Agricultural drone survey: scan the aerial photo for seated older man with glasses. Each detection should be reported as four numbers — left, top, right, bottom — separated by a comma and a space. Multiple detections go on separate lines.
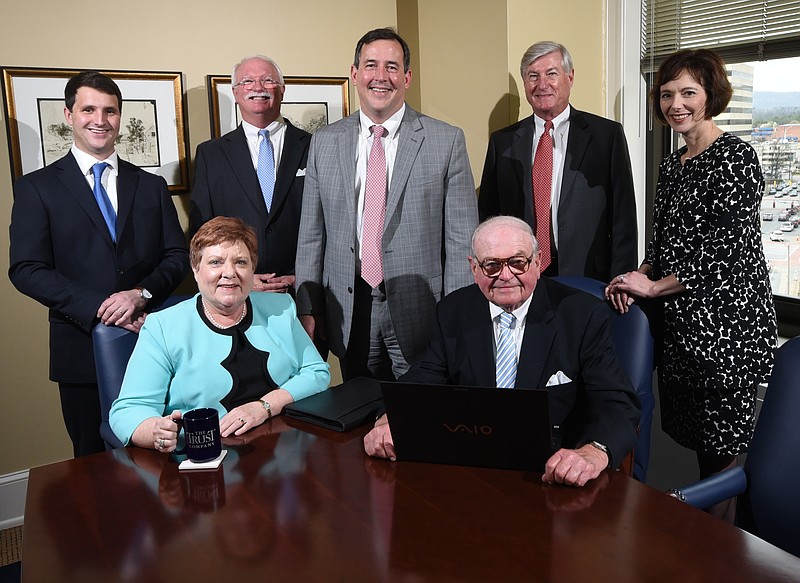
364, 216, 641, 487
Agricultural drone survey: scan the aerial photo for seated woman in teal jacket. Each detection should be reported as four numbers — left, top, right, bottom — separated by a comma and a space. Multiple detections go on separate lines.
111, 217, 330, 451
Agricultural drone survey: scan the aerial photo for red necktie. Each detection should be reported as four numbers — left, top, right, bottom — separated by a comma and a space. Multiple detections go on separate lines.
532, 120, 553, 271
361, 125, 387, 288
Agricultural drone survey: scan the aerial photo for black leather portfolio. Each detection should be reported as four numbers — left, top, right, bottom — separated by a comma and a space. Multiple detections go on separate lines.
283, 377, 382, 432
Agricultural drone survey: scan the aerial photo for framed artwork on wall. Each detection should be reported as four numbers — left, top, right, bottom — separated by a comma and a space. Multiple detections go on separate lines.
207, 75, 349, 138
1, 67, 190, 193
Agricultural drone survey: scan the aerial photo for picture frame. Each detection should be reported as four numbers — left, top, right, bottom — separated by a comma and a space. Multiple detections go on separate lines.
207, 75, 349, 138
1, 67, 189, 193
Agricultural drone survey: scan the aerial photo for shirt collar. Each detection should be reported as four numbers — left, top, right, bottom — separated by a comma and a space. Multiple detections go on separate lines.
534, 104, 571, 134
71, 144, 118, 176
359, 104, 405, 139
489, 289, 535, 325
242, 115, 285, 140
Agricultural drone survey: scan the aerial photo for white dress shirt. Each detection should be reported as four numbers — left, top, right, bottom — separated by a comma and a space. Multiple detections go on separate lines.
489, 292, 534, 361
72, 144, 120, 212
354, 105, 405, 269
241, 116, 287, 171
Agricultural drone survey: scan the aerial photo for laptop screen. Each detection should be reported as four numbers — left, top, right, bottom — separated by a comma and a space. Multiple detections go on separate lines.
381, 382, 553, 471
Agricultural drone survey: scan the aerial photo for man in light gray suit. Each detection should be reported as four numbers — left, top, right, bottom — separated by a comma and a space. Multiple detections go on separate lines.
295, 27, 478, 381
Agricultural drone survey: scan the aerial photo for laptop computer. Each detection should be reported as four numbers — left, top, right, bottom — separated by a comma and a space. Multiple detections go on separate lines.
380, 382, 553, 471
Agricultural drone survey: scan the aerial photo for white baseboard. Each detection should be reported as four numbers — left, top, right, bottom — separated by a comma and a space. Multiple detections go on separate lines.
0, 470, 28, 529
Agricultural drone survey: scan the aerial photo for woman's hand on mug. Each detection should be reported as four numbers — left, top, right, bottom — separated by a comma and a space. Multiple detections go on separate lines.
153, 410, 182, 452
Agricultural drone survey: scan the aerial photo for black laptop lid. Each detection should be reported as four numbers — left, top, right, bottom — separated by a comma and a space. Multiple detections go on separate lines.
381, 382, 553, 471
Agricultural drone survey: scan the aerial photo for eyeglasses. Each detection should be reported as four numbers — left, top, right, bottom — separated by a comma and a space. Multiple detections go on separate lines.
234, 77, 281, 89
476, 255, 534, 277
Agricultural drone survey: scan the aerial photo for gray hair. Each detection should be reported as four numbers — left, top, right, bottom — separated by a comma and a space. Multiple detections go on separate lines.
471, 216, 539, 257
519, 41, 573, 79
231, 55, 285, 86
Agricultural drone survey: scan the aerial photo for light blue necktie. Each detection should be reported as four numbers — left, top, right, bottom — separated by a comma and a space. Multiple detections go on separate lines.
91, 162, 116, 242
495, 312, 517, 389
257, 128, 275, 212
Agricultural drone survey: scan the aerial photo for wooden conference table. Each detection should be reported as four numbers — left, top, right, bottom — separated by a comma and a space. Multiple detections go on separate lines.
23, 417, 800, 582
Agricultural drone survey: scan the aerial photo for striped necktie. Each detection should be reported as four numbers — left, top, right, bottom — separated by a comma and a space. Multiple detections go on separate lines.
495, 311, 517, 389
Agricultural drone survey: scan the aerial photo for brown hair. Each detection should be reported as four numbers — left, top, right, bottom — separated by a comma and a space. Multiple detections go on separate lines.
650, 49, 733, 126
65, 71, 123, 112
190, 216, 258, 270
353, 27, 411, 72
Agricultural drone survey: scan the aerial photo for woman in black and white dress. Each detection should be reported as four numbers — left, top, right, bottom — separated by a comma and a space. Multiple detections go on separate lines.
606, 49, 776, 514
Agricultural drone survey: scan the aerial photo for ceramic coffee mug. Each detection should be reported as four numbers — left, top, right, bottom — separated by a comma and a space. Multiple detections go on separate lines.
175, 407, 222, 462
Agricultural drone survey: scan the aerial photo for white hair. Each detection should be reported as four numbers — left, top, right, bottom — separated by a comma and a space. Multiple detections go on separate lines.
231, 55, 285, 86
471, 216, 538, 256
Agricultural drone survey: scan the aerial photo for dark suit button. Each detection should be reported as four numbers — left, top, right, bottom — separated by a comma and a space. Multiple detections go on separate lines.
267, 228, 272, 234
347, 287, 353, 294
117, 268, 124, 275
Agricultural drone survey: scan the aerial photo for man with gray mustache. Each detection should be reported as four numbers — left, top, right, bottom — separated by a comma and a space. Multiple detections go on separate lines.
191, 55, 310, 295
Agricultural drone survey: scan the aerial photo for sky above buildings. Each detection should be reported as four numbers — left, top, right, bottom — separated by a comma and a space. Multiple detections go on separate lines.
749, 57, 800, 92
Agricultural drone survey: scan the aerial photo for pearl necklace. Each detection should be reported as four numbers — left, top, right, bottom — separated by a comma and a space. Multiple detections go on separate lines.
202, 299, 247, 329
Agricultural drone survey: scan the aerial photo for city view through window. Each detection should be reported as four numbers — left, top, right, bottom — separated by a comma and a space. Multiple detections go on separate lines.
708, 56, 800, 299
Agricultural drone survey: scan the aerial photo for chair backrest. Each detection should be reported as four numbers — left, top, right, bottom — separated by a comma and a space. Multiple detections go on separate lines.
94, 325, 138, 449
737, 336, 800, 556
553, 276, 655, 482
93, 295, 190, 449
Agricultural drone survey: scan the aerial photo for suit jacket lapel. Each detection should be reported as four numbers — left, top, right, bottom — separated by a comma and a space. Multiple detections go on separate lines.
269, 120, 308, 225
515, 282, 556, 389
115, 159, 138, 244
559, 108, 590, 217
338, 113, 360, 222
465, 316, 497, 387
386, 106, 423, 222
225, 126, 265, 213
57, 153, 116, 248
511, 116, 535, 226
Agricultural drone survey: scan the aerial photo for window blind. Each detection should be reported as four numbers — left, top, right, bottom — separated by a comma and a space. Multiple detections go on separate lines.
642, 0, 800, 70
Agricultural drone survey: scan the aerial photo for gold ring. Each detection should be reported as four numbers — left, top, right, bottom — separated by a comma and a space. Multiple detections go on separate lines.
239, 417, 245, 424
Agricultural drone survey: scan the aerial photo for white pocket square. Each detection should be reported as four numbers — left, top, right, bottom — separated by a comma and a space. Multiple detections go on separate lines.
546, 371, 572, 386
295, 168, 306, 177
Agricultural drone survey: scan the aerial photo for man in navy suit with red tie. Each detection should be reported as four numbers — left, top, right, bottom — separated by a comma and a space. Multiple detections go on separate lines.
479, 41, 637, 282
9, 71, 188, 457
190, 55, 311, 294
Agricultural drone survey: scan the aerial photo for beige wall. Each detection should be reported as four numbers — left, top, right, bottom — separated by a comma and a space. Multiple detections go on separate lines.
1, 0, 609, 475
508, 0, 608, 122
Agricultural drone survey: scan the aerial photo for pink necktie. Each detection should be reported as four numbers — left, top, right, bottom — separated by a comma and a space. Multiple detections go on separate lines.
361, 125, 387, 288
532, 120, 553, 271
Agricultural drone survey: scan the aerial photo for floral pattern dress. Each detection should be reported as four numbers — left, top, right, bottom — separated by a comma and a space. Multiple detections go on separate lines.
644, 132, 776, 455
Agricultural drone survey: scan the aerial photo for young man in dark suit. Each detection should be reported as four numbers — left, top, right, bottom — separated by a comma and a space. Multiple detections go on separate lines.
190, 55, 310, 294
9, 71, 188, 456
479, 41, 638, 283
364, 216, 640, 487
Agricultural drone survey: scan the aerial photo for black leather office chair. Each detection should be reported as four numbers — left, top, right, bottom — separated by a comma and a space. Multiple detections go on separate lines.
553, 275, 655, 482
669, 337, 800, 558
93, 295, 190, 449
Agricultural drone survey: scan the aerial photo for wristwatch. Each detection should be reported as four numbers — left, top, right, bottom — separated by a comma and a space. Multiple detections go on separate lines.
260, 399, 272, 420
587, 440, 612, 468
136, 287, 153, 301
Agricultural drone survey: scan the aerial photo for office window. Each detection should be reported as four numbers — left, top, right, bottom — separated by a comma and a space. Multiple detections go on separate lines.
641, 0, 800, 335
